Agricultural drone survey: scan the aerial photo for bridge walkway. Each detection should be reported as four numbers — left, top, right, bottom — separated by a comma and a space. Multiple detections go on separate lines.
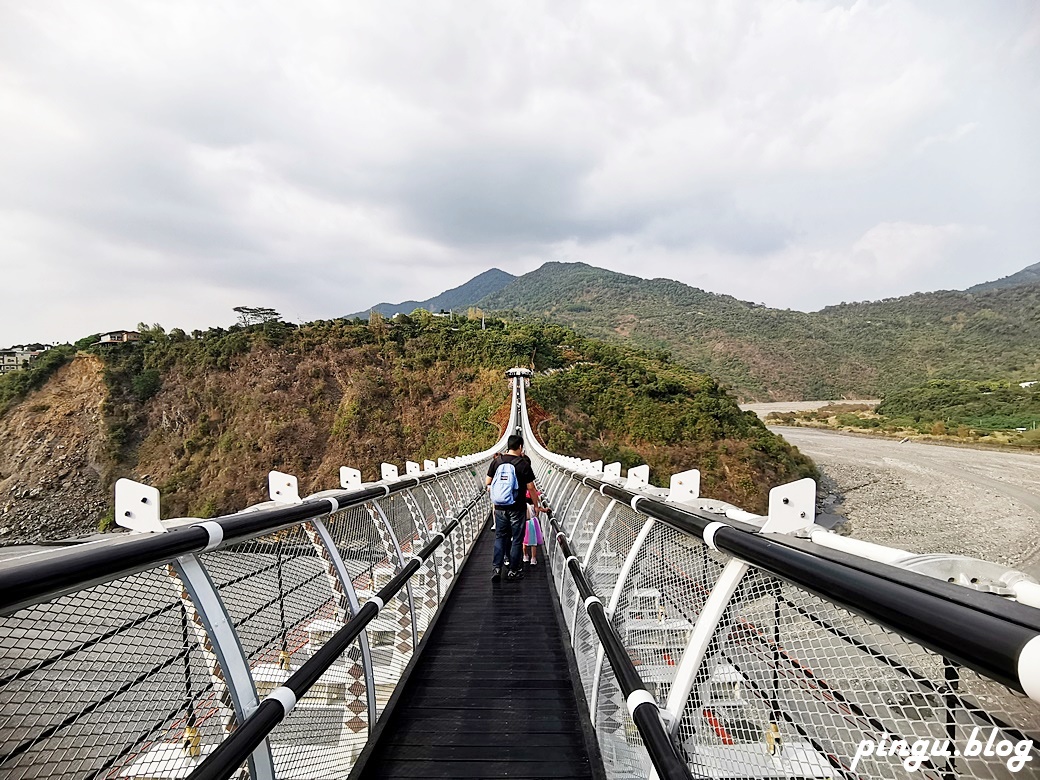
354, 517, 599, 779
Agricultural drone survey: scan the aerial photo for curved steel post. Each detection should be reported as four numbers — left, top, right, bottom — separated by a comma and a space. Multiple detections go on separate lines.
580, 499, 618, 570
566, 489, 599, 557
556, 490, 597, 608
662, 557, 750, 731
401, 488, 442, 605
590, 516, 657, 716
548, 479, 584, 570
571, 499, 618, 650
368, 500, 420, 651
173, 555, 274, 780
304, 516, 379, 733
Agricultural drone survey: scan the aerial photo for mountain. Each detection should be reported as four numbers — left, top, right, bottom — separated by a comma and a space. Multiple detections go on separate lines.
346, 268, 515, 319
474, 262, 1040, 401
966, 261, 1040, 293
0, 316, 813, 543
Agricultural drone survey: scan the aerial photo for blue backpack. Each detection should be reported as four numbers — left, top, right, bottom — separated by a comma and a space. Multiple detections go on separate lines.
490, 457, 520, 506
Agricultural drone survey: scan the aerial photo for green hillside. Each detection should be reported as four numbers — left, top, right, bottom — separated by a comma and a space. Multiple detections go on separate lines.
0, 314, 813, 519
477, 262, 1040, 401
768, 380, 1040, 448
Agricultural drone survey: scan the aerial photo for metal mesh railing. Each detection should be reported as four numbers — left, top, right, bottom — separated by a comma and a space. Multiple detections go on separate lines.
0, 569, 226, 780
5, 375, 1040, 780
520, 380, 1040, 780
0, 451, 498, 780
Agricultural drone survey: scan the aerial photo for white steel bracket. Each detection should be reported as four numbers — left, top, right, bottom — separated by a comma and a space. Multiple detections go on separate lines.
268, 471, 301, 504
340, 466, 362, 489
115, 479, 164, 533
405, 461, 420, 476
381, 463, 399, 481
762, 477, 816, 534
667, 469, 700, 504
604, 462, 622, 479
625, 464, 650, 488
423, 459, 436, 471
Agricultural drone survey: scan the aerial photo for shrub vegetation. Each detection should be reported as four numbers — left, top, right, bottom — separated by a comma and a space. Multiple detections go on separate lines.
59, 311, 816, 516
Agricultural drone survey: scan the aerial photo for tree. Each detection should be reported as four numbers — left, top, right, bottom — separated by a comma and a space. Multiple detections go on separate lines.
136, 323, 167, 343
233, 306, 281, 327
411, 308, 434, 328
368, 310, 389, 342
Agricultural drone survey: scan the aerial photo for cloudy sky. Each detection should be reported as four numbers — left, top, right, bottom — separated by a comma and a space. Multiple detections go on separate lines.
1, 1, 1037, 346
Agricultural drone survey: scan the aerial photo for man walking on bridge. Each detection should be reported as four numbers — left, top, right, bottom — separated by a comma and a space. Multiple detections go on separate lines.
486, 434, 542, 581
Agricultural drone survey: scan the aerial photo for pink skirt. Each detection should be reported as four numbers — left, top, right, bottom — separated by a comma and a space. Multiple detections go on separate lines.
524, 516, 544, 546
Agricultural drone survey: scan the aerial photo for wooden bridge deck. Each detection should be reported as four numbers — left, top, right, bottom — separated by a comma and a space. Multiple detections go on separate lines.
354, 517, 600, 779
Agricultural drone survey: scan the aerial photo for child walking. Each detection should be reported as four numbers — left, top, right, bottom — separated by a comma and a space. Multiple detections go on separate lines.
523, 489, 544, 571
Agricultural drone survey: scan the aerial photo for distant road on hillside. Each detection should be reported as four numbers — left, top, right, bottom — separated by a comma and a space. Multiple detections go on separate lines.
771, 425, 1040, 578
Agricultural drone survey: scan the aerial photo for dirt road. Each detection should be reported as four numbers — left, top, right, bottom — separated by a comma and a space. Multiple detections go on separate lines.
771, 426, 1040, 578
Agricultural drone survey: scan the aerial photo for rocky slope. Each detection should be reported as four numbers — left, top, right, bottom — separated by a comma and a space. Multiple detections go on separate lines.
0, 354, 109, 544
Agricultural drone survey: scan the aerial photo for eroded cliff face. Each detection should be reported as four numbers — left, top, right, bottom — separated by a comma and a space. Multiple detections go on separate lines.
0, 354, 109, 544
123, 347, 503, 520
0, 347, 505, 544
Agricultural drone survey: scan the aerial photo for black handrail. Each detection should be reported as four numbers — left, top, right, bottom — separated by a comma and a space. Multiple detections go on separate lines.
583, 474, 1040, 632
185, 487, 487, 780
0, 469, 481, 616
545, 464, 1040, 700
547, 509, 695, 780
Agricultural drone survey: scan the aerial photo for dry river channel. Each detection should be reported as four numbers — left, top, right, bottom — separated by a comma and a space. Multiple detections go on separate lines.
763, 423, 1040, 580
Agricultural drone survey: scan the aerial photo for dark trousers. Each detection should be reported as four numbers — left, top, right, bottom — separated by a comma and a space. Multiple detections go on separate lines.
492, 507, 526, 569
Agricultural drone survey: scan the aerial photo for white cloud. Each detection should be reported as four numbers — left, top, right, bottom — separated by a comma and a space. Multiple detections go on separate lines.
839, 222, 982, 282
721, 221, 992, 309
914, 122, 979, 155
0, 0, 1037, 345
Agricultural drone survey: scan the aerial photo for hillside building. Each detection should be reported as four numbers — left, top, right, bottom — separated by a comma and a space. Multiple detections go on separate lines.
0, 345, 53, 374
97, 330, 142, 345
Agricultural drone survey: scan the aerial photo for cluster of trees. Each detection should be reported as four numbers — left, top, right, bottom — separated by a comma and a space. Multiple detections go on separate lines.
529, 347, 815, 511
876, 380, 1040, 432
232, 306, 282, 327
1, 306, 815, 518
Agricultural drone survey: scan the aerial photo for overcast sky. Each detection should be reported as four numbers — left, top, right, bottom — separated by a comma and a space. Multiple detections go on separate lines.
1, 1, 1037, 346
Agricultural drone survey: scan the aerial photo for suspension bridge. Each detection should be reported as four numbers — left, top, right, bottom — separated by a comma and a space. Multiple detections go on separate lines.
1, 372, 1039, 780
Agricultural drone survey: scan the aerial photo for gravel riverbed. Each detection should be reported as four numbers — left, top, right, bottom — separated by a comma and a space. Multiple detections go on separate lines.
770, 426, 1040, 578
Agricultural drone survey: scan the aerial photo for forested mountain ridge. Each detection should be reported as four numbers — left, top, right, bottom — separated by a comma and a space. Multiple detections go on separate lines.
967, 261, 1040, 293
0, 315, 813, 544
346, 267, 514, 319
475, 262, 1040, 401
